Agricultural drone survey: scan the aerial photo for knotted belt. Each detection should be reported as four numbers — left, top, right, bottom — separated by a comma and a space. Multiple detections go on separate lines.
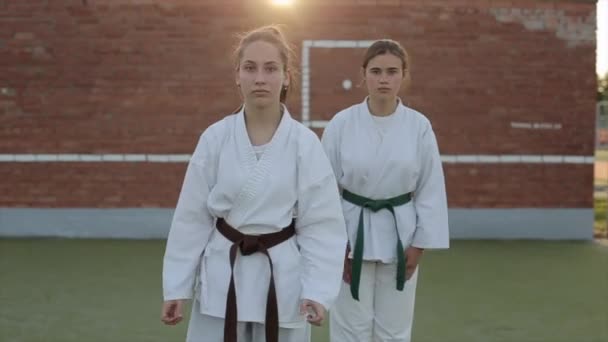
215, 218, 296, 342
341, 189, 412, 300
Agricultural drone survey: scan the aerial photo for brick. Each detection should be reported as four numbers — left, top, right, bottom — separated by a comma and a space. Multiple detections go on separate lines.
13, 32, 35, 40
0, 0, 596, 209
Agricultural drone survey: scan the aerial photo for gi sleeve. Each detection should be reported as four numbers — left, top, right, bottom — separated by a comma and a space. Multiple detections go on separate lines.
411, 122, 450, 249
162, 133, 216, 300
296, 135, 348, 310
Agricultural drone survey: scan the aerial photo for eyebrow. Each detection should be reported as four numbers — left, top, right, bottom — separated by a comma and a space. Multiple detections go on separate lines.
242, 60, 280, 65
369, 67, 401, 73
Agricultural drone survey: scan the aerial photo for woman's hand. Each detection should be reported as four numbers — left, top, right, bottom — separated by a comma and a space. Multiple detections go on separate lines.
343, 245, 352, 284
161, 299, 185, 325
300, 299, 326, 326
405, 246, 424, 280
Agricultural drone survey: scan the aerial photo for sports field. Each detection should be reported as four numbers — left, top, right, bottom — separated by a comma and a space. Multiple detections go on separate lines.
1, 239, 606, 342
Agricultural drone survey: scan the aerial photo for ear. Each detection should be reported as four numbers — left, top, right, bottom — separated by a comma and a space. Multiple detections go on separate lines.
360, 67, 366, 81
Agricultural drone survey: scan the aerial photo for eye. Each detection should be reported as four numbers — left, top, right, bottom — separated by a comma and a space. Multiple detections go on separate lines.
370, 69, 380, 75
265, 66, 278, 72
243, 65, 255, 71
388, 69, 399, 75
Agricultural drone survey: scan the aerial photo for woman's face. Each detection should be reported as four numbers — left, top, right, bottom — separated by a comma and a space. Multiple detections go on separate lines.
237, 40, 289, 108
363, 53, 405, 101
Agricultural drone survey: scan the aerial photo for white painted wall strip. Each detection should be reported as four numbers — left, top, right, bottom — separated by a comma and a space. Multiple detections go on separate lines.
511, 121, 562, 130
0, 154, 191, 163
301, 40, 311, 126
305, 40, 375, 48
438, 155, 594, 164
0, 154, 594, 164
309, 120, 328, 128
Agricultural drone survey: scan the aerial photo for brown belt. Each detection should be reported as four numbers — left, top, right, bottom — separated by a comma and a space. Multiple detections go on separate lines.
215, 218, 296, 342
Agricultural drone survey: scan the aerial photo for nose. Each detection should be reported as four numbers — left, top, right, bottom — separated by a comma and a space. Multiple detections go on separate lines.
254, 70, 266, 84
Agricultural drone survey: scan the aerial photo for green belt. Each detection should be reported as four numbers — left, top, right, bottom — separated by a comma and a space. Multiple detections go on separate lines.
342, 189, 413, 301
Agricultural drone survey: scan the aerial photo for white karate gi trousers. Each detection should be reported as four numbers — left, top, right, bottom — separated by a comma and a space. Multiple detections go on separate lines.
186, 299, 311, 342
330, 261, 419, 342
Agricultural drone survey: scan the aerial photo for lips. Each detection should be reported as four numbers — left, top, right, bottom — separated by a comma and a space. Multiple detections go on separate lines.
378, 87, 391, 92
252, 90, 270, 95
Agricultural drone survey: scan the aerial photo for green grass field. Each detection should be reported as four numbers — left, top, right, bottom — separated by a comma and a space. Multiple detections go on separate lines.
594, 198, 608, 238
1, 239, 606, 342
594, 149, 608, 238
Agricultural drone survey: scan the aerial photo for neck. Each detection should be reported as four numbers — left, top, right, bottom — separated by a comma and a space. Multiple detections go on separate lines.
243, 102, 283, 146
367, 96, 398, 117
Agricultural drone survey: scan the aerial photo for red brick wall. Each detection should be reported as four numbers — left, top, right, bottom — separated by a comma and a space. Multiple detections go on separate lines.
0, 0, 596, 208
